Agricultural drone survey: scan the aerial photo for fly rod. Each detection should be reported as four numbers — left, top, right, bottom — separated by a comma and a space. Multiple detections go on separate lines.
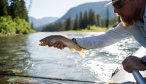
132, 69, 146, 84
0, 71, 103, 83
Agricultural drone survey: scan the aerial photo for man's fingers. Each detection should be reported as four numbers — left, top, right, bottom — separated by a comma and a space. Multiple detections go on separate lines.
54, 42, 59, 48
47, 42, 53, 47
60, 44, 65, 49
41, 41, 66, 49
52, 41, 64, 49
56, 43, 61, 48
122, 56, 146, 73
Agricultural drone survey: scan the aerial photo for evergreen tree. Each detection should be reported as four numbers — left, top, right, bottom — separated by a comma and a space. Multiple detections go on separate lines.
0, 0, 8, 16
88, 9, 97, 26
73, 15, 80, 30
9, 0, 28, 21
105, 7, 109, 28
96, 14, 100, 26
9, 0, 19, 18
65, 17, 72, 30
82, 10, 88, 28
79, 12, 83, 29
19, 0, 28, 21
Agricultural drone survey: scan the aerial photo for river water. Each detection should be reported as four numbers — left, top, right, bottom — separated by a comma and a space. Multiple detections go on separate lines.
0, 32, 141, 84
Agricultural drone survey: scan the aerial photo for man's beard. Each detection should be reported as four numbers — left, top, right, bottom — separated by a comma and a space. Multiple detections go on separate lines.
119, 9, 141, 26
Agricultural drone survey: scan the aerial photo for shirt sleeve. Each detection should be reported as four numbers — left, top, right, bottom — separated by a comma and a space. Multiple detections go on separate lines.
132, 47, 146, 58
76, 22, 131, 49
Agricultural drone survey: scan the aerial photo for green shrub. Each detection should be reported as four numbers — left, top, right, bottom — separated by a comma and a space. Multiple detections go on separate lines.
0, 16, 16, 34
14, 17, 35, 34
0, 16, 35, 34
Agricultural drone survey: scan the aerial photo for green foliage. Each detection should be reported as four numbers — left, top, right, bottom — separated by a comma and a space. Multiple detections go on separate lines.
14, 17, 35, 34
0, 0, 29, 21
0, 16, 35, 34
0, 16, 16, 34
0, 0, 34, 35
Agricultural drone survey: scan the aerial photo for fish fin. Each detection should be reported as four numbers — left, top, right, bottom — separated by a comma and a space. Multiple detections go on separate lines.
78, 51, 85, 58
61, 35, 68, 38
69, 48, 75, 52
78, 49, 86, 58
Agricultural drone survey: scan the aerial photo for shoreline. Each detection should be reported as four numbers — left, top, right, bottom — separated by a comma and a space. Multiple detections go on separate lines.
0, 33, 24, 37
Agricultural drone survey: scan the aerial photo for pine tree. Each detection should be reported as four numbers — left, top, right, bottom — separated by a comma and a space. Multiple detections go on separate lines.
9, 0, 19, 18
73, 15, 80, 30
0, 0, 8, 16
82, 10, 88, 28
88, 9, 97, 26
79, 12, 84, 29
9, 0, 28, 21
19, 0, 28, 21
65, 17, 72, 30
105, 7, 109, 28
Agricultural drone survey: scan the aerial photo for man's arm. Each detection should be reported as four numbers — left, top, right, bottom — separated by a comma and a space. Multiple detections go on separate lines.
76, 22, 131, 49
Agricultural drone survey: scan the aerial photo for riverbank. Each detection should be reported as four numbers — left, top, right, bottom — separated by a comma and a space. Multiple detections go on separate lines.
61, 26, 111, 32
0, 31, 35, 37
0, 33, 24, 37
0, 33, 17, 37
0, 26, 110, 37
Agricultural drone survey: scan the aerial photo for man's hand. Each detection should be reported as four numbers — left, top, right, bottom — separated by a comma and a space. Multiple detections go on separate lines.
122, 56, 146, 73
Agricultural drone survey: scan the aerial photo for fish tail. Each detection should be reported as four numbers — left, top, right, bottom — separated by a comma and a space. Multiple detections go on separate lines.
69, 48, 75, 52
78, 49, 86, 57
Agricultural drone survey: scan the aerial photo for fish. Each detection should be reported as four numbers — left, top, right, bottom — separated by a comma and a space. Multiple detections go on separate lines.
39, 35, 86, 57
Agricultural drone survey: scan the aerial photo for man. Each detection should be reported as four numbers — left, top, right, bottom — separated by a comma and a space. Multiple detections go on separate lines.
46, 0, 146, 73
111, 0, 146, 73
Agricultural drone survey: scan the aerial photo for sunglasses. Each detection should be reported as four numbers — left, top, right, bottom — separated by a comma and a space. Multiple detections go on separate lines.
112, 0, 123, 9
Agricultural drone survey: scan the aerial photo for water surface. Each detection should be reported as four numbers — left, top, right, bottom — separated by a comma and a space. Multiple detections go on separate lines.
0, 32, 140, 84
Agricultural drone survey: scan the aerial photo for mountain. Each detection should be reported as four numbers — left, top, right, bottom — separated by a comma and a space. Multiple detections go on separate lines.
29, 17, 58, 31
57, 1, 116, 22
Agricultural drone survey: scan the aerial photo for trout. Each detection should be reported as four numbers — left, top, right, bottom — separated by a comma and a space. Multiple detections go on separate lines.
39, 35, 85, 57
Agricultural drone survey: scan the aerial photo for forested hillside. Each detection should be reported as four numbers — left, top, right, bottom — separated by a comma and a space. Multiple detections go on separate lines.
42, 1, 119, 32
0, 0, 35, 34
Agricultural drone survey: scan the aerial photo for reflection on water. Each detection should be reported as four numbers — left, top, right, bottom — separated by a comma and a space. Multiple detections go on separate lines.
0, 35, 32, 83
0, 32, 141, 83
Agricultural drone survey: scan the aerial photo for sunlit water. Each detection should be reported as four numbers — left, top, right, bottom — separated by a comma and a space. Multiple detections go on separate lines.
0, 32, 141, 84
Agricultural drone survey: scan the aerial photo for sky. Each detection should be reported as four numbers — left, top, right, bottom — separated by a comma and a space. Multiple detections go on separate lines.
28, 0, 109, 19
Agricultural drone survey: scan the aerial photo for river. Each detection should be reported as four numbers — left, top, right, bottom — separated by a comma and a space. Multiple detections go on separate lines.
0, 32, 141, 84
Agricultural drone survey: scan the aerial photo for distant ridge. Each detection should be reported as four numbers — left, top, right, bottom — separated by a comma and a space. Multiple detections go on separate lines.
29, 17, 58, 31
29, 1, 116, 31
57, 1, 116, 22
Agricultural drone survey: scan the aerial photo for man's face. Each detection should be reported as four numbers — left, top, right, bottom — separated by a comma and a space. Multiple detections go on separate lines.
112, 0, 141, 26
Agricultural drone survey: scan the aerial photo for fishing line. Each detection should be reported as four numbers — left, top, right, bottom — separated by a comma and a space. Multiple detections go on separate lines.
0, 72, 104, 83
